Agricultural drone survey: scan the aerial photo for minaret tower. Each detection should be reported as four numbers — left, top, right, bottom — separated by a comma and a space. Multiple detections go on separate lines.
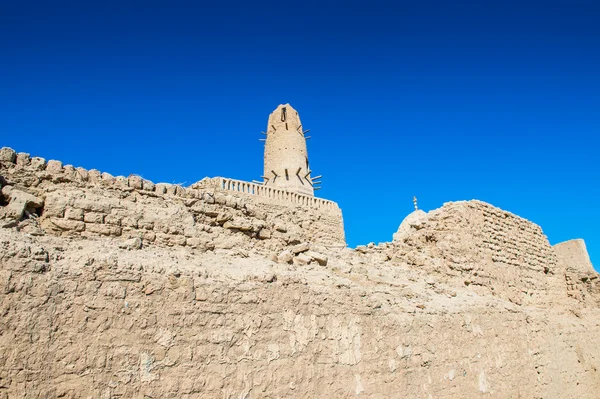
262, 104, 317, 196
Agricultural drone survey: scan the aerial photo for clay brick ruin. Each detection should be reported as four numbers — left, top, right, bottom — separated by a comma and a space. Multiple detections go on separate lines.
0, 105, 598, 398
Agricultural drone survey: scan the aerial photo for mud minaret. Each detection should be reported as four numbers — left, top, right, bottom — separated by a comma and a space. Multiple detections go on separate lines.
262, 104, 317, 196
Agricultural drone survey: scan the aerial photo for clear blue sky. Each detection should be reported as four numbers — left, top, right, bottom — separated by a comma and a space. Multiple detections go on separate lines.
1, 1, 598, 270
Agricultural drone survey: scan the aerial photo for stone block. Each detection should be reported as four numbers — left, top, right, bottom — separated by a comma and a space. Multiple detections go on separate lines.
62, 165, 76, 179
30, 157, 46, 171
252, 220, 265, 230
128, 175, 143, 190
105, 214, 122, 226
258, 229, 272, 239
223, 220, 253, 231
277, 250, 293, 264
155, 183, 169, 194
169, 235, 187, 246
142, 231, 156, 242
290, 242, 310, 254
43, 193, 67, 218
214, 192, 227, 205
83, 212, 104, 224
274, 223, 287, 233
186, 237, 214, 251
293, 253, 312, 266
225, 195, 236, 208
216, 211, 233, 224
64, 207, 84, 221
1, 186, 44, 208
1, 187, 43, 220
185, 237, 203, 248
138, 219, 154, 230
305, 250, 328, 266
203, 192, 215, 204
114, 176, 129, 188
87, 169, 101, 183
73, 199, 110, 213
122, 216, 139, 228
49, 218, 85, 232
166, 185, 178, 196
0, 147, 16, 163
153, 221, 169, 234
75, 167, 88, 181
46, 160, 63, 174
85, 223, 121, 236
101, 172, 115, 185
167, 225, 184, 235
182, 226, 196, 237
16, 152, 30, 166
119, 237, 142, 250
142, 179, 155, 191
154, 233, 170, 245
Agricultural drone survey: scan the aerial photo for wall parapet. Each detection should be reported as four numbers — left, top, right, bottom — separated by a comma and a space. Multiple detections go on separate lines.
0, 147, 346, 250
0, 147, 341, 215
192, 177, 340, 212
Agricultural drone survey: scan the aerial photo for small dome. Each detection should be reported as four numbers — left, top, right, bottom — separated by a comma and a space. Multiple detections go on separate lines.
393, 210, 428, 242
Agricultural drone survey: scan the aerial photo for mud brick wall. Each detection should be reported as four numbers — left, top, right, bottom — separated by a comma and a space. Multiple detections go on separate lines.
392, 200, 561, 305
554, 239, 599, 303
0, 148, 345, 254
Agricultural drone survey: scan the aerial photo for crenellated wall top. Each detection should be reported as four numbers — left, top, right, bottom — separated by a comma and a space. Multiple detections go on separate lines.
0, 147, 342, 217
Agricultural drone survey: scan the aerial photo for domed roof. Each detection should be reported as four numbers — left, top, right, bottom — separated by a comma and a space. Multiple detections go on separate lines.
393, 209, 428, 242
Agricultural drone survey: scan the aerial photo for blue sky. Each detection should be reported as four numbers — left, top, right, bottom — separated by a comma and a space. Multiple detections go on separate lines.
1, 1, 598, 270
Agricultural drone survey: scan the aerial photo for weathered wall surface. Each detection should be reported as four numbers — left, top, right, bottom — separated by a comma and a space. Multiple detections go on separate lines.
1, 227, 599, 399
554, 239, 600, 304
390, 200, 564, 306
193, 177, 344, 246
0, 148, 344, 256
1, 147, 600, 398
555, 239, 595, 275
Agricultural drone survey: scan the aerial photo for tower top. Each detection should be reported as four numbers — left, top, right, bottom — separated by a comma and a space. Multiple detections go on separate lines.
262, 104, 314, 196
267, 104, 300, 129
